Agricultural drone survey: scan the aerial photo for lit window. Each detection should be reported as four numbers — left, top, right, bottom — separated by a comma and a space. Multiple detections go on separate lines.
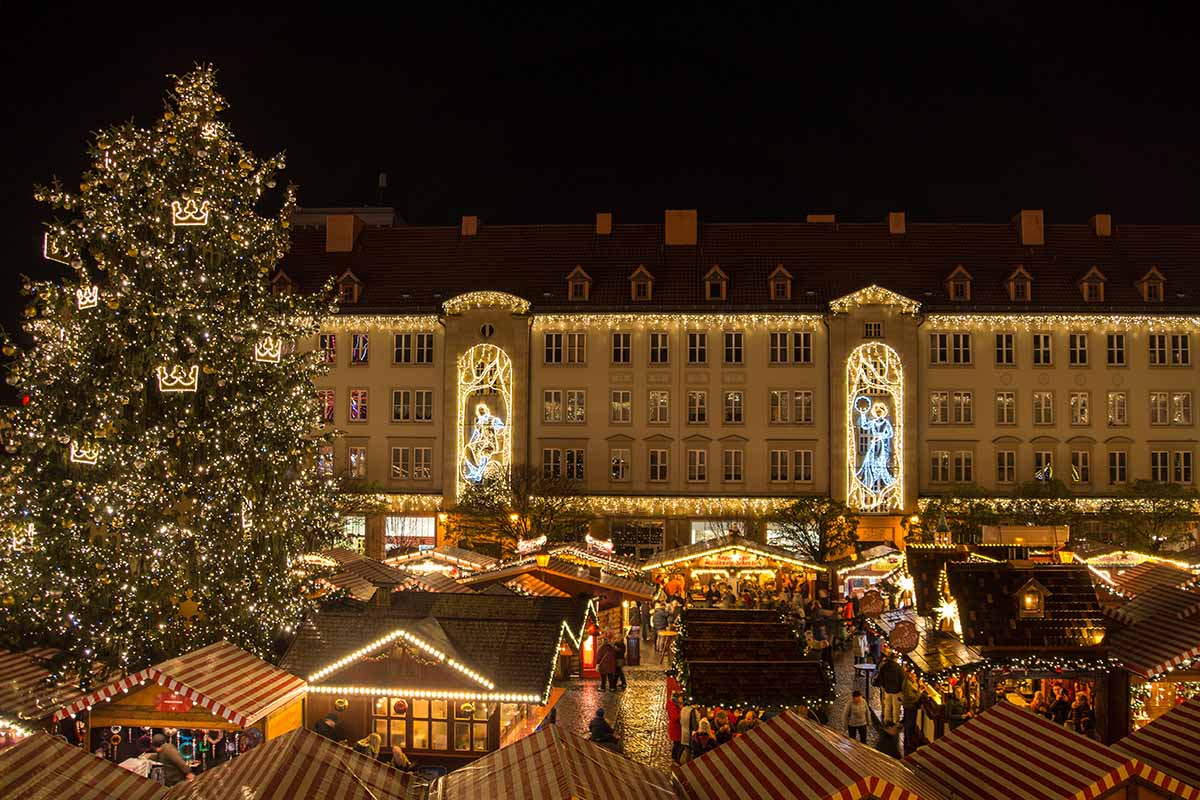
1071, 450, 1091, 483
769, 390, 790, 423
1033, 391, 1053, 425
1017, 579, 1049, 619
1106, 392, 1127, 426
953, 391, 973, 424
349, 389, 368, 422
543, 390, 562, 423
317, 388, 336, 423
1150, 392, 1169, 425
649, 390, 669, 424
348, 446, 368, 479
317, 445, 334, 477
566, 390, 586, 423
1034, 450, 1053, 479
1070, 392, 1090, 425
391, 447, 410, 480
793, 390, 814, 424
1173, 392, 1193, 425
995, 392, 1016, 425
687, 391, 707, 424
610, 448, 630, 481
930, 391, 950, 425
610, 390, 631, 423
350, 333, 369, 364
319, 333, 337, 364
723, 391, 743, 424
413, 448, 432, 480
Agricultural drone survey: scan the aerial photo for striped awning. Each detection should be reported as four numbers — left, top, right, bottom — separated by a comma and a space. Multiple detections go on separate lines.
52, 641, 306, 727
907, 701, 1200, 800
164, 727, 427, 799
1106, 612, 1200, 677
1111, 560, 1198, 598
1107, 584, 1200, 625
504, 574, 571, 598
0, 648, 89, 722
676, 710, 946, 800
429, 725, 676, 800
0, 732, 167, 799
1112, 697, 1200, 791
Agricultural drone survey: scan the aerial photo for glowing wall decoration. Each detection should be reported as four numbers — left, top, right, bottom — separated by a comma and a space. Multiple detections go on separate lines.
846, 342, 903, 513
456, 343, 513, 496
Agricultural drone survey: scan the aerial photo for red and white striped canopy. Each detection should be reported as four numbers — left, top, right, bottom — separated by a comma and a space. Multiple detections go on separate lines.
1111, 561, 1197, 598
907, 701, 1200, 800
165, 727, 427, 799
0, 732, 167, 799
1112, 697, 1200, 792
430, 725, 676, 800
0, 648, 89, 722
1106, 612, 1200, 677
53, 641, 306, 728
1108, 584, 1200, 625
676, 710, 946, 800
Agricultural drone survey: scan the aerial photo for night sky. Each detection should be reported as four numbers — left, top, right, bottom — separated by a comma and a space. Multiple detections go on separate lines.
3, 3, 1200, 339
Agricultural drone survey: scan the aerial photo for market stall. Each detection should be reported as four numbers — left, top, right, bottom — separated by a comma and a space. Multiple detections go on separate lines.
641, 533, 821, 606
0, 731, 166, 799
1109, 559, 1199, 598
832, 545, 904, 598
1112, 697, 1200, 792
384, 545, 498, 578
0, 648, 90, 744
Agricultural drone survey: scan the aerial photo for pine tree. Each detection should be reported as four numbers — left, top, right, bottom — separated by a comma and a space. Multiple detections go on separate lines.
0, 66, 337, 683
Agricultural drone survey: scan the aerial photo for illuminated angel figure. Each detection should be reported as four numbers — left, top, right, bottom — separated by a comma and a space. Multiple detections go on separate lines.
463, 402, 505, 483
854, 396, 895, 493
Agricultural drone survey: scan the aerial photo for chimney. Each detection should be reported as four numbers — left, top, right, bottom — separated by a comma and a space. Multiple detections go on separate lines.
1014, 209, 1045, 246
325, 214, 365, 253
806, 214, 836, 224
888, 212, 906, 235
595, 212, 613, 235
1089, 213, 1112, 237
370, 587, 392, 608
460, 215, 479, 237
664, 209, 698, 246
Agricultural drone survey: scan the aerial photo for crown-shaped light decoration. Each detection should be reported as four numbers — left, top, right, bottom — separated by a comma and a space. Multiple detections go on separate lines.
156, 364, 200, 393
254, 336, 283, 363
171, 197, 210, 226
76, 285, 99, 310
69, 441, 101, 465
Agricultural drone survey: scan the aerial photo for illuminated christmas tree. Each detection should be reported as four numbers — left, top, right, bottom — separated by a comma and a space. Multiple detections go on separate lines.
0, 66, 338, 683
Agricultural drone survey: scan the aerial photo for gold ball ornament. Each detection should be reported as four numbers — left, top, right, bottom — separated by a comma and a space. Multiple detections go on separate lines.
23, 306, 36, 318
2, 344, 15, 356
126, 246, 138, 257
163, 111, 174, 120
106, 299, 120, 310
1, 595, 13, 606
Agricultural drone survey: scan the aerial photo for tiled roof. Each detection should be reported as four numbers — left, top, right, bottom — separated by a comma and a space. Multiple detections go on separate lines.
279, 220, 1200, 313
1107, 584, 1200, 625
875, 610, 985, 678
459, 556, 656, 600
0, 648, 90, 722
385, 545, 498, 572
1110, 560, 1199, 598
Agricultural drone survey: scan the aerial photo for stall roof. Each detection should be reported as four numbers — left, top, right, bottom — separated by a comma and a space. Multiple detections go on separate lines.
907, 701, 1200, 800
52, 641, 307, 727
676, 709, 946, 800
874, 610, 985, 678
830, 544, 901, 575
0, 732, 167, 800
545, 542, 647, 574
459, 556, 655, 600
385, 545, 498, 572
306, 547, 367, 567
1111, 560, 1199, 598
0, 648, 90, 724
429, 725, 674, 800
1107, 584, 1200, 625
1106, 612, 1200, 678
504, 574, 572, 598
1112, 697, 1200, 792
641, 533, 822, 572
165, 727, 428, 800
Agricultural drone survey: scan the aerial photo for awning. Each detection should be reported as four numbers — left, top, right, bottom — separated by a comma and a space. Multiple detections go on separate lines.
0, 648, 89, 723
1107, 584, 1200, 625
428, 725, 675, 799
1112, 697, 1200, 792
52, 641, 306, 728
1111, 560, 1198, 598
1107, 613, 1200, 677
0, 732, 166, 799
504, 574, 571, 598
907, 701, 1200, 800
641, 533, 823, 573
676, 710, 946, 800
164, 727, 427, 799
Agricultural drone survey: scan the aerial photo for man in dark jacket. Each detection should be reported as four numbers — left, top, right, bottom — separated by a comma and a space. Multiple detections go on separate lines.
149, 733, 194, 786
596, 637, 617, 691
612, 639, 628, 690
874, 654, 905, 726
315, 712, 340, 741
588, 708, 616, 744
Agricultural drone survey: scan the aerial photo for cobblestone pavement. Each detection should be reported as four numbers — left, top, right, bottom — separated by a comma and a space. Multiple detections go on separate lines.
826, 644, 882, 747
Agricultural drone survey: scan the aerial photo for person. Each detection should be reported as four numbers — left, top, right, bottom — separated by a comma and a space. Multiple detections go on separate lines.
1071, 693, 1093, 734
867, 628, 882, 665
665, 573, 685, 603
666, 692, 683, 763
354, 733, 382, 759
704, 582, 721, 607
736, 710, 758, 734
943, 686, 967, 730
719, 591, 736, 609
148, 733, 194, 786
315, 711, 340, 741
596, 635, 617, 691
843, 690, 870, 743
679, 700, 698, 762
900, 671, 923, 755
385, 744, 413, 771
874, 654, 905, 726
715, 724, 733, 745
851, 625, 868, 665
588, 708, 617, 746
612, 637, 627, 690
877, 723, 901, 758
1030, 690, 1049, 718
1049, 689, 1072, 726
651, 603, 669, 652
665, 670, 682, 699
712, 708, 730, 731
690, 718, 716, 759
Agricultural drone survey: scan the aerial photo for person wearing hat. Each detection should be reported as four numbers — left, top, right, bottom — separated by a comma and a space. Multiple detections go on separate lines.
315, 711, 340, 741
149, 733, 194, 786
353, 732, 382, 759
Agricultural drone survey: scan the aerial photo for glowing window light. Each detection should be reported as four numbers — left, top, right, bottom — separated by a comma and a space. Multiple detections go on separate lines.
846, 342, 904, 513
456, 344, 513, 497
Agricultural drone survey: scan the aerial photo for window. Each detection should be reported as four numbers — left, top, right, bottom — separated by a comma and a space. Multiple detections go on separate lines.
391, 447, 410, 480
996, 450, 1016, 484
1174, 451, 1194, 484
1069, 392, 1090, 425
569, 279, 589, 301
1108, 451, 1127, 485
610, 390, 631, 423
864, 321, 883, 339
1032, 333, 1052, 366
770, 450, 790, 482
348, 445, 367, 479
544, 333, 563, 364
612, 333, 631, 364
792, 332, 813, 364
723, 391, 743, 424
543, 390, 562, 423
723, 331, 744, 365
722, 449, 743, 482
630, 268, 653, 301
953, 391, 973, 424
1150, 334, 1167, 366
453, 702, 490, 753
319, 333, 337, 364
566, 333, 587, 364
687, 391, 707, 424
392, 389, 433, 422
1082, 278, 1104, 302
769, 268, 792, 301
566, 448, 585, 480
566, 390, 586, 423
542, 448, 562, 478
1152, 450, 1170, 482
1068, 333, 1088, 366
649, 332, 669, 364
793, 450, 814, 483
567, 267, 591, 302
688, 332, 708, 365
318, 389, 336, 423
1106, 333, 1126, 366
769, 390, 790, 423
704, 268, 727, 301
350, 333, 369, 364
649, 449, 668, 482
1008, 271, 1032, 302
1018, 580, 1049, 620
1173, 334, 1191, 366
1148, 334, 1187, 366
949, 278, 971, 301
349, 389, 368, 422
1071, 450, 1091, 483
995, 333, 1015, 365
1142, 278, 1164, 302
393, 333, 434, 364
1107, 392, 1127, 426
649, 391, 669, 424
793, 390, 814, 424
769, 332, 789, 364
317, 445, 334, 476
1034, 450, 1054, 479
1033, 391, 1053, 425
338, 275, 361, 304
610, 448, 630, 481
929, 333, 971, 364
1150, 392, 1170, 425
930, 451, 950, 482
953, 451, 973, 483
409, 699, 449, 752
930, 391, 949, 424
687, 449, 707, 482
1174, 392, 1193, 425
412, 448, 432, 479
995, 392, 1016, 425
373, 696, 412, 750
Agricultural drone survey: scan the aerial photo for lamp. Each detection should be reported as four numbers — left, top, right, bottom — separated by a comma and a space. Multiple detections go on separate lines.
535, 550, 551, 568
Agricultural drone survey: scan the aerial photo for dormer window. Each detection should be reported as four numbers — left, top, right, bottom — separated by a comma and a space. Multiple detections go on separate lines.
1138, 267, 1165, 303
704, 266, 728, 302
629, 265, 654, 302
337, 270, 364, 305
271, 270, 297, 296
1016, 577, 1050, 619
768, 265, 793, 301
1079, 266, 1106, 303
566, 265, 591, 302
1006, 266, 1033, 302
945, 265, 972, 302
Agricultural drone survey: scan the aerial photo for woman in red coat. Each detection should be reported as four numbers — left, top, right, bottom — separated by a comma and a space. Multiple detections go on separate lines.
596, 637, 617, 691
666, 693, 683, 763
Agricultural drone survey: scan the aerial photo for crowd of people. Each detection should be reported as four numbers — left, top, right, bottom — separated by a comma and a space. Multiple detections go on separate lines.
1029, 686, 1097, 737
664, 680, 771, 764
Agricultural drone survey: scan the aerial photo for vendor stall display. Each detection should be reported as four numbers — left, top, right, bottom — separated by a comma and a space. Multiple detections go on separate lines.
832, 545, 904, 598
1112, 697, 1200, 792
642, 533, 821, 606
0, 731, 167, 799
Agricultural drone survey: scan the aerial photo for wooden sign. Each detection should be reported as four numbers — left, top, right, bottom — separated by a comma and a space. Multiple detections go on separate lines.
859, 590, 884, 617
889, 620, 920, 654
154, 691, 194, 713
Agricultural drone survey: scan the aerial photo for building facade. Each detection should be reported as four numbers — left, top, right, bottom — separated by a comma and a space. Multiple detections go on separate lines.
279, 209, 1200, 557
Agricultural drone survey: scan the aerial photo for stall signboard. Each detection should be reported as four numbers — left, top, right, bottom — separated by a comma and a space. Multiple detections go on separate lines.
859, 589, 885, 617
889, 620, 919, 654
154, 691, 194, 713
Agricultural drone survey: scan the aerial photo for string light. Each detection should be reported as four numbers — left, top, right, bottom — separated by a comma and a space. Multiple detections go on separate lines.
307, 628, 495, 689
253, 336, 283, 363
829, 285, 921, 315
532, 312, 823, 329
154, 364, 200, 393
456, 344, 513, 499
75, 286, 99, 310
642, 541, 822, 572
442, 291, 531, 315
845, 342, 904, 512
314, 314, 440, 332
925, 312, 1200, 331
170, 197, 210, 226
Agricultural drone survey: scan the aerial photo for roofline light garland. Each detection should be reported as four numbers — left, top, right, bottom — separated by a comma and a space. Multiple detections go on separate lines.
443, 292, 531, 315
829, 285, 921, 315
307, 686, 540, 703
641, 543, 823, 572
924, 312, 1200, 330
532, 312, 823, 329
307, 628, 495, 690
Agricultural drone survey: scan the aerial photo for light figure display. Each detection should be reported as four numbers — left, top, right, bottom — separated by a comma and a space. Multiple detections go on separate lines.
456, 343, 513, 497
846, 342, 903, 512
463, 402, 506, 483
